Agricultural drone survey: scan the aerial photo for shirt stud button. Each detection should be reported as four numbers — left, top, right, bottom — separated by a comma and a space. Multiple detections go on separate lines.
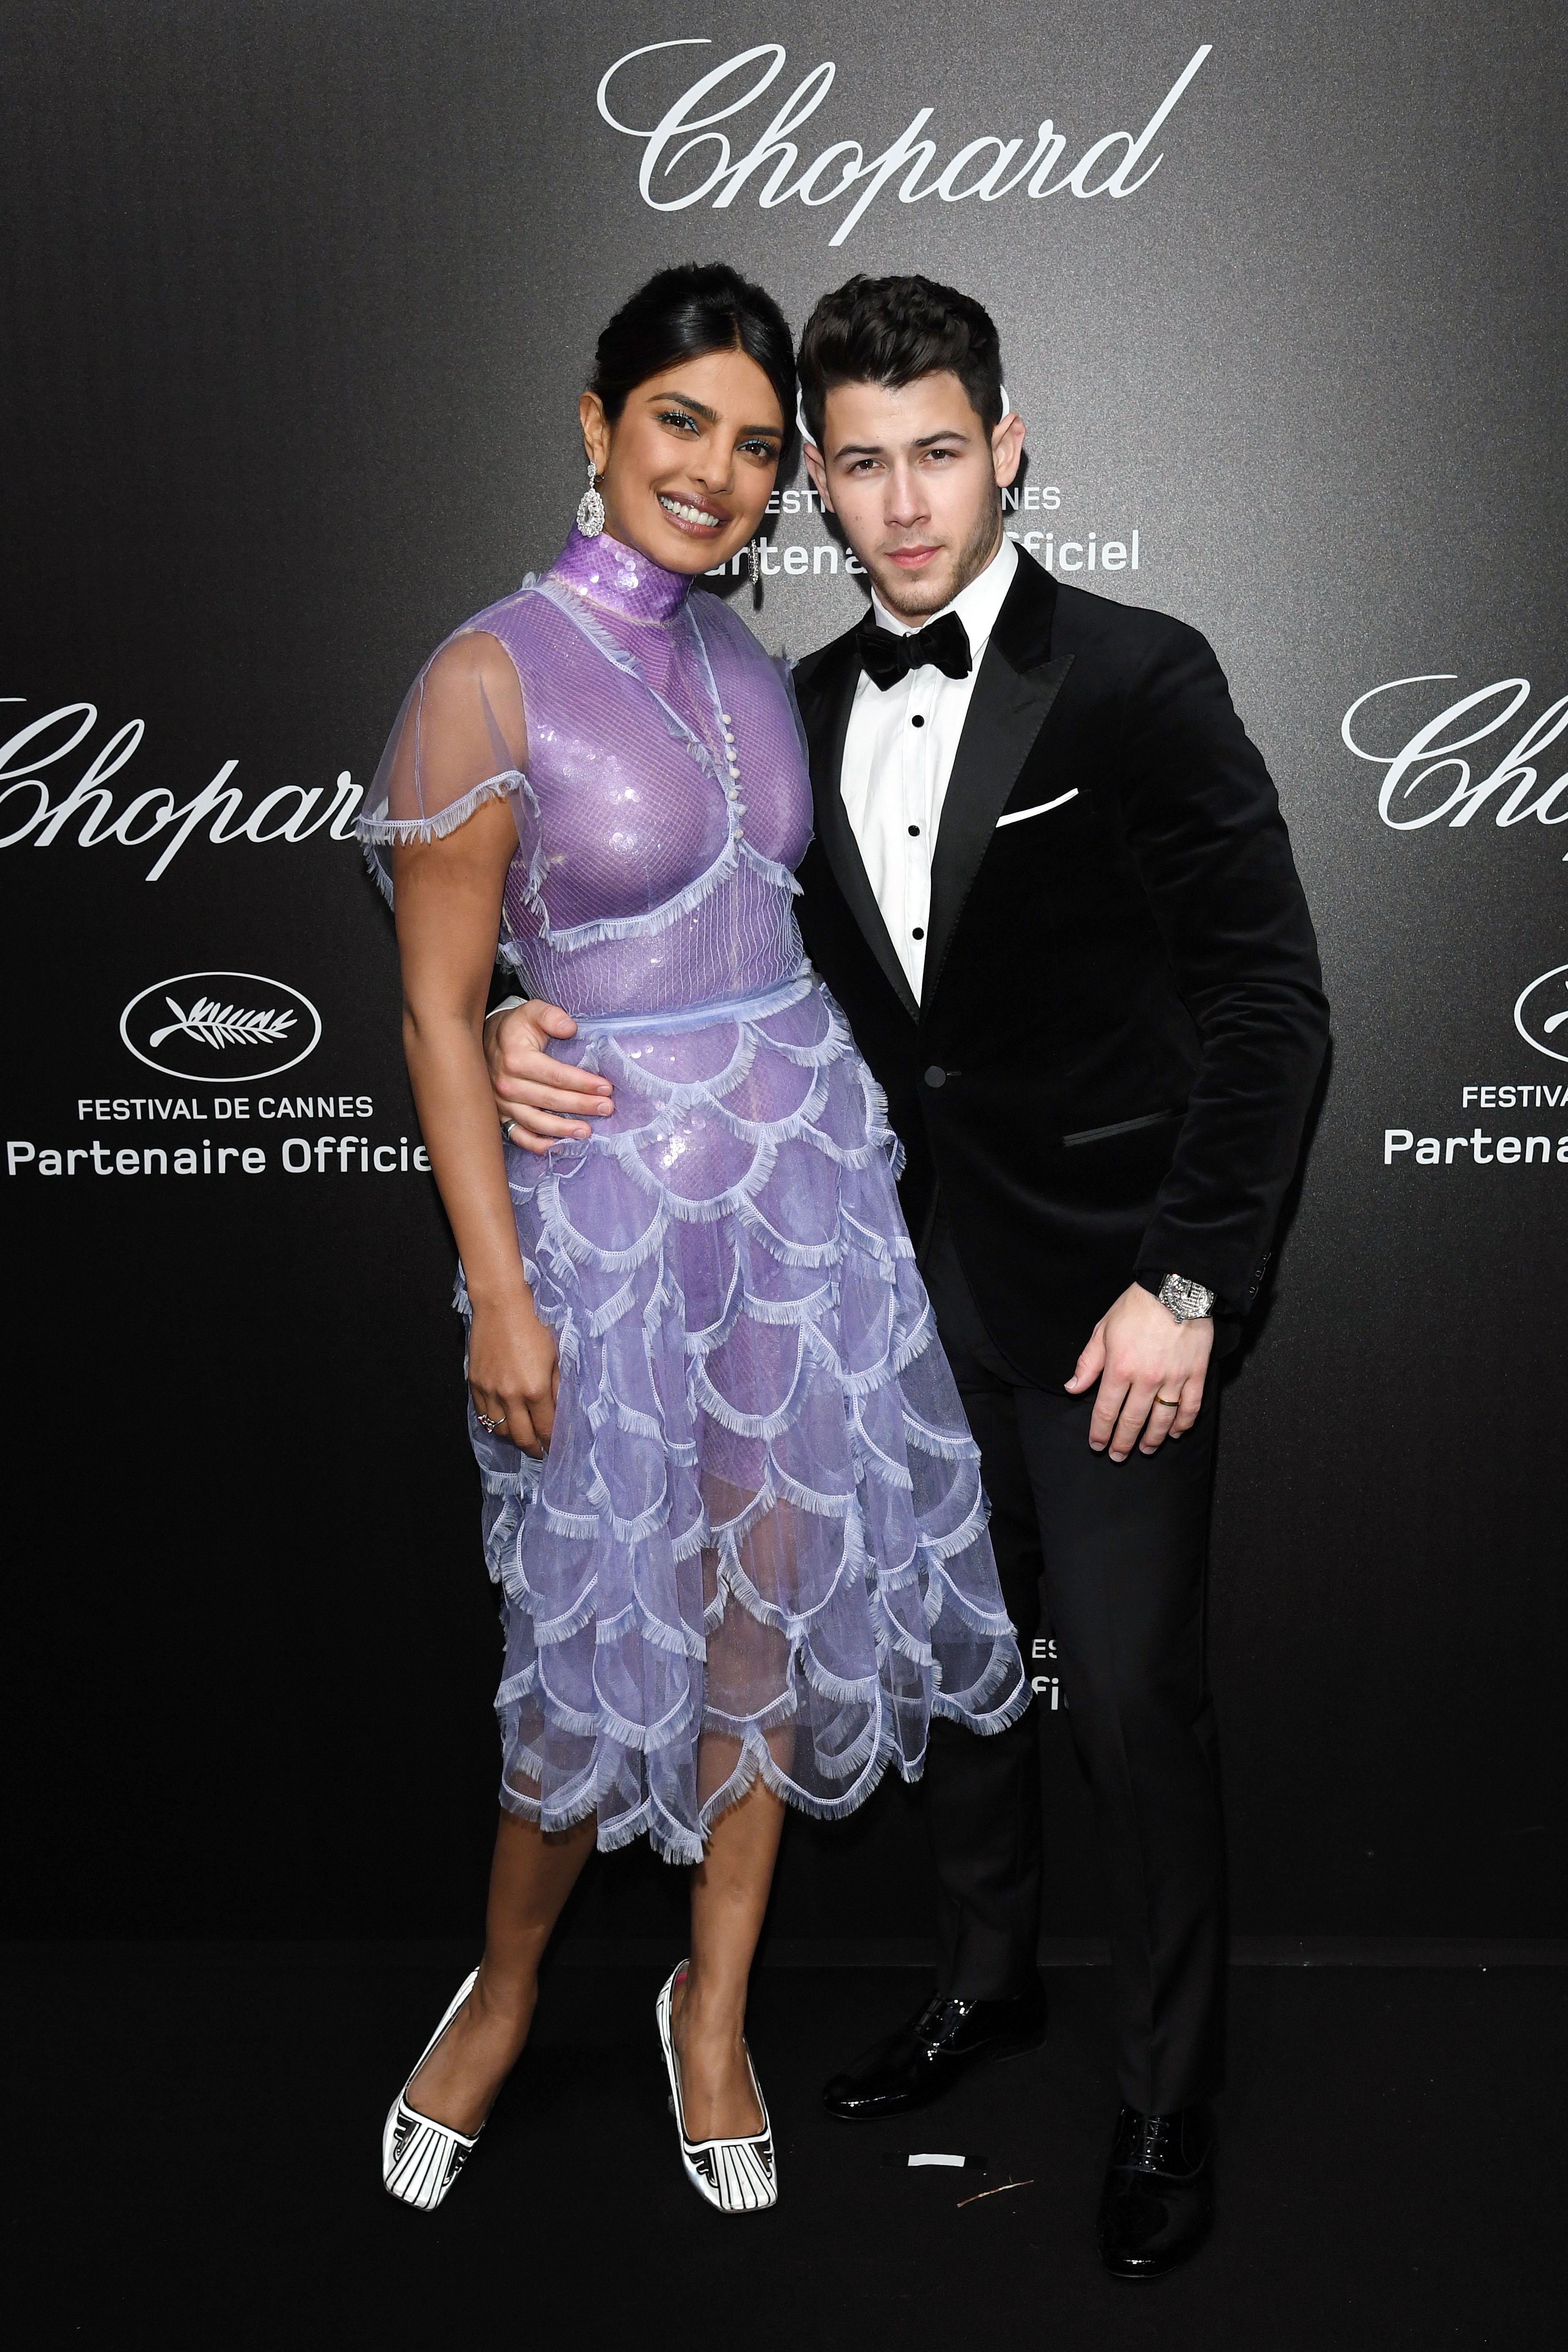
911, 714, 926, 729
908, 823, 920, 836
911, 926, 924, 939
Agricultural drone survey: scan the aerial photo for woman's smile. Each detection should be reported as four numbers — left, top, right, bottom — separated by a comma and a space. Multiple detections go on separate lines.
655, 490, 726, 534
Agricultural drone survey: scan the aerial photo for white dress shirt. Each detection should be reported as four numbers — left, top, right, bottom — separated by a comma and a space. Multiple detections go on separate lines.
839, 535, 1018, 999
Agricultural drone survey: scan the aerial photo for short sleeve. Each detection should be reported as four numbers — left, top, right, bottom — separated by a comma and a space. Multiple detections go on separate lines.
357, 627, 528, 890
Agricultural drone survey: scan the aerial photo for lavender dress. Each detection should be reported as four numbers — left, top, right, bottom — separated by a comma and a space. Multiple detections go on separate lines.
361, 527, 1026, 1862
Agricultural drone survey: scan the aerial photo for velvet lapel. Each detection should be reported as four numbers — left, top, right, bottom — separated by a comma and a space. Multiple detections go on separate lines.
923, 557, 1072, 1013
797, 631, 920, 1023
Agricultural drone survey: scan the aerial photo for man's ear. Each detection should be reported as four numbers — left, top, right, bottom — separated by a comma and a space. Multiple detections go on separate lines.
802, 438, 835, 514
991, 409, 1026, 489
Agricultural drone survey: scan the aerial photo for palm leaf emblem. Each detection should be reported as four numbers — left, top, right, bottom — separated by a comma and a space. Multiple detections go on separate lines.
148, 994, 297, 1051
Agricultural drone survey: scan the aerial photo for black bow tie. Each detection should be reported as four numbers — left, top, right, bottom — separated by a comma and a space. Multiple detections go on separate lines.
856, 608, 972, 690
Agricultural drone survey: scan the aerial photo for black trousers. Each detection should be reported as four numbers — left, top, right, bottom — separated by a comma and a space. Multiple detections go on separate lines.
922, 1209, 1226, 2113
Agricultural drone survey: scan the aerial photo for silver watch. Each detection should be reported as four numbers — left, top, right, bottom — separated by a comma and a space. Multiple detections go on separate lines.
1157, 1272, 1215, 1323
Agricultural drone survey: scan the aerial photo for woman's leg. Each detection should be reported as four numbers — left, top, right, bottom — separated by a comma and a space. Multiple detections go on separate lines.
671, 1775, 787, 2139
406, 1808, 596, 2132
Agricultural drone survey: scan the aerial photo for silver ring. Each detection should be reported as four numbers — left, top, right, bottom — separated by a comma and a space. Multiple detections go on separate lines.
500, 1119, 515, 1143
475, 1409, 506, 1434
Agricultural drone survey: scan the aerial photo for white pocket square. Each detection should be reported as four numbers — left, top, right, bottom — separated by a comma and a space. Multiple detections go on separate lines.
994, 789, 1078, 829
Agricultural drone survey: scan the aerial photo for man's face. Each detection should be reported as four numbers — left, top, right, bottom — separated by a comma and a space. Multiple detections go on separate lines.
803, 372, 1025, 621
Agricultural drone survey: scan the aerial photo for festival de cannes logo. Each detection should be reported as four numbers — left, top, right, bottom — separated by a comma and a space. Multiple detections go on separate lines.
119, 971, 321, 1083
1514, 964, 1568, 1064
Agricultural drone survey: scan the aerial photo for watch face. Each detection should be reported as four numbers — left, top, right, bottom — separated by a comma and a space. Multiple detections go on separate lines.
1161, 1274, 1214, 1320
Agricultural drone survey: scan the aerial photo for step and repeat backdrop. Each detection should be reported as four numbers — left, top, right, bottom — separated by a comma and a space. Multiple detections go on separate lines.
3, 2, 1564, 1946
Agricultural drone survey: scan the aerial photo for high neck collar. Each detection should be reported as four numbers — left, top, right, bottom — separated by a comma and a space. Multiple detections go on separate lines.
550, 525, 693, 622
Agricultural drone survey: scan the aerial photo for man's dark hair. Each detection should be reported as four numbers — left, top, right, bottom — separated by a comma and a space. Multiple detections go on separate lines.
796, 274, 1004, 448
590, 262, 797, 451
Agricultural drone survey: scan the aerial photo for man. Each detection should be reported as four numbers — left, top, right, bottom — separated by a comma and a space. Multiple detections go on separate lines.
483, 275, 1328, 2276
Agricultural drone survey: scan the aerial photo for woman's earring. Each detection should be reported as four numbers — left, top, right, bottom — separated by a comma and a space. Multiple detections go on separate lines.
577, 459, 605, 539
748, 538, 761, 589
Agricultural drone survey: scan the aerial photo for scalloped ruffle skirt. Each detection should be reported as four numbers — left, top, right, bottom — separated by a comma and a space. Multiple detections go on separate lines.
467, 972, 1027, 1863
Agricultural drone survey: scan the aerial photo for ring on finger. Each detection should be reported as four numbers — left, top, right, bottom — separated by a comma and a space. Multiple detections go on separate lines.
1155, 1395, 1182, 1409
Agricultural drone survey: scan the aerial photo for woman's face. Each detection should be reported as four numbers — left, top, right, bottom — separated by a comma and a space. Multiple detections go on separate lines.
580, 347, 785, 576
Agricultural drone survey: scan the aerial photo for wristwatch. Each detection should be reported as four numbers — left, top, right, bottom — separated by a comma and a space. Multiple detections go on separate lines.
1157, 1273, 1215, 1323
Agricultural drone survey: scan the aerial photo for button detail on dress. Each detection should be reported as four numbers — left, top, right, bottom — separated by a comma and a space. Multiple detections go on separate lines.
924, 1066, 947, 1089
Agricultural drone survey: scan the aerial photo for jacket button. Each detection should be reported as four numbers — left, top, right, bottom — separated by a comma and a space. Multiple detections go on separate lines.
924, 1065, 947, 1089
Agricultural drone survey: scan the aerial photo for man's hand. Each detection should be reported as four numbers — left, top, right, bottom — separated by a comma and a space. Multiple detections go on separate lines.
1065, 1283, 1213, 1461
484, 999, 614, 1153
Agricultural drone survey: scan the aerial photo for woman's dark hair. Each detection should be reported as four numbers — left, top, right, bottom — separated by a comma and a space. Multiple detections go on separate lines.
797, 274, 1003, 448
591, 263, 797, 448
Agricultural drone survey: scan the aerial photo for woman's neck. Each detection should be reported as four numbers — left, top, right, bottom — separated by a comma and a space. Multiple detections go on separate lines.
552, 524, 693, 622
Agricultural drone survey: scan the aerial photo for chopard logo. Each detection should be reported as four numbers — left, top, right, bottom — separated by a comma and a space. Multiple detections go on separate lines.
1341, 674, 1568, 854
120, 973, 322, 1082
596, 38, 1212, 245
0, 699, 362, 879
1514, 964, 1568, 1064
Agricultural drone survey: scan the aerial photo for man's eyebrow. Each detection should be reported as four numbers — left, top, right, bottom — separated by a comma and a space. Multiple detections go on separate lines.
833, 429, 970, 457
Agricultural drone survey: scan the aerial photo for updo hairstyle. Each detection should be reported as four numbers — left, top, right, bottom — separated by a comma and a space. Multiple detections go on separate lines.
589, 263, 797, 453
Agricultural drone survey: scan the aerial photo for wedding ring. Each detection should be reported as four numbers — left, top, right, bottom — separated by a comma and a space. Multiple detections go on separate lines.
1156, 1396, 1182, 1408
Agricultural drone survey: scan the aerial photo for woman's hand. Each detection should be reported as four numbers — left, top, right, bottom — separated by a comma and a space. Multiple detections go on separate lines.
485, 1000, 613, 1152
468, 1296, 560, 1458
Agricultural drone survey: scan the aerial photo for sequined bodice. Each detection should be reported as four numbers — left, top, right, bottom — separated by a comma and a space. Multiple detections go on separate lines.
475, 529, 811, 1018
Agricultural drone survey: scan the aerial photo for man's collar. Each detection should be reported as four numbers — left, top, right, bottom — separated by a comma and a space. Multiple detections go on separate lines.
869, 533, 1019, 655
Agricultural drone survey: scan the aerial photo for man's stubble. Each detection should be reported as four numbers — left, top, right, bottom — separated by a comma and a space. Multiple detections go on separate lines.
866, 492, 1006, 626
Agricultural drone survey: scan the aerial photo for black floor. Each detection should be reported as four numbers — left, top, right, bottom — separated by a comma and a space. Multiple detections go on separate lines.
6, 1955, 1560, 2348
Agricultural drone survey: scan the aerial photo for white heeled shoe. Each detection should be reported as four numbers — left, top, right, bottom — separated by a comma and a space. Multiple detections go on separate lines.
382, 1968, 484, 2211
656, 1962, 778, 2213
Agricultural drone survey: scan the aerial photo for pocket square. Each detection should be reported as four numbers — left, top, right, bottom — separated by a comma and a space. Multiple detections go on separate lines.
994, 789, 1078, 829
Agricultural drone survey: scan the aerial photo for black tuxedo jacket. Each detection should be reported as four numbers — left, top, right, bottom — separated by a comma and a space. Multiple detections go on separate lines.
791, 550, 1329, 1384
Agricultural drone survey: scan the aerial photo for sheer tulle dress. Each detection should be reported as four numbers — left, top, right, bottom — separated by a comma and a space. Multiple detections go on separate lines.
361, 526, 1026, 1862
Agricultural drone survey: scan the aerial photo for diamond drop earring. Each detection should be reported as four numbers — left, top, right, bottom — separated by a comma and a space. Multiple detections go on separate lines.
577, 458, 605, 539
748, 539, 760, 589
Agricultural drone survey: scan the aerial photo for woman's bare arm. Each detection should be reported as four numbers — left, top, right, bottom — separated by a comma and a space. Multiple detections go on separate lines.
394, 792, 558, 1456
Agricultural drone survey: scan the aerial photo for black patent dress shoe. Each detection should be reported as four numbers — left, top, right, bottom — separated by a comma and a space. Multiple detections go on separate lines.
821, 1982, 1048, 2121
1097, 2103, 1215, 2278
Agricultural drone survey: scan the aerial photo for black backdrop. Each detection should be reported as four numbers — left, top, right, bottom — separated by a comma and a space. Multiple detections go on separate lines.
3, 1, 1564, 1952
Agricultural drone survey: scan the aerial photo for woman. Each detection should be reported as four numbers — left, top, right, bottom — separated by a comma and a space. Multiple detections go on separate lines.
362, 263, 1026, 2217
